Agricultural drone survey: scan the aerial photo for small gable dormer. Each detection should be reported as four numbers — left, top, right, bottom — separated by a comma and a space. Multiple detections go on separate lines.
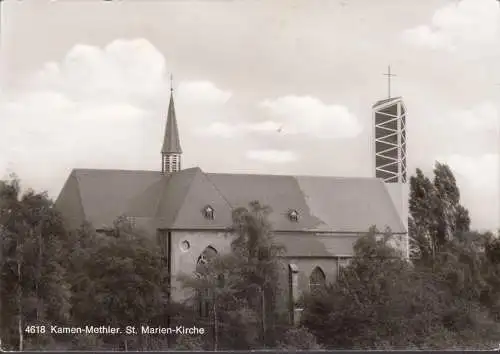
202, 205, 215, 220
288, 209, 299, 222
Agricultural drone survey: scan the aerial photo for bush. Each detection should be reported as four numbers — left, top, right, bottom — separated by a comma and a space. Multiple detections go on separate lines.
173, 335, 205, 350
277, 326, 322, 350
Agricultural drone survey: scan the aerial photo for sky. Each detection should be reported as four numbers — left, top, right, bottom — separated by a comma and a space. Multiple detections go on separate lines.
0, 0, 498, 231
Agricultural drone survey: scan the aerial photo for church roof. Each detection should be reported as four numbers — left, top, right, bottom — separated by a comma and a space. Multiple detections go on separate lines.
56, 167, 406, 234
55, 169, 162, 230
161, 93, 182, 154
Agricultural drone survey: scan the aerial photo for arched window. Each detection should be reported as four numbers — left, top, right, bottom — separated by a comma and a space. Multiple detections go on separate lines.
196, 246, 218, 271
196, 246, 218, 318
309, 266, 326, 293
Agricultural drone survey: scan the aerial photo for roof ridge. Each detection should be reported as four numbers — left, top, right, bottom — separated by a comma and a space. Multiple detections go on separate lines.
73, 168, 159, 173
207, 172, 379, 180
200, 170, 233, 210
153, 174, 172, 220
72, 170, 88, 225
159, 168, 201, 225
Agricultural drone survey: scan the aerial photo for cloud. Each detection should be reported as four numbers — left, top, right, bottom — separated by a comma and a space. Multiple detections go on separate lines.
433, 102, 499, 135
258, 95, 362, 139
0, 39, 232, 195
196, 120, 283, 139
245, 120, 282, 133
402, 0, 500, 51
440, 153, 499, 191
177, 81, 232, 105
451, 102, 499, 132
31, 39, 167, 105
197, 122, 240, 139
245, 150, 298, 163
441, 103, 498, 154
194, 96, 361, 140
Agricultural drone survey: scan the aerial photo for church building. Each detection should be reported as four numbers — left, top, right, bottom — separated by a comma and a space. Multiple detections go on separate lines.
55, 85, 409, 316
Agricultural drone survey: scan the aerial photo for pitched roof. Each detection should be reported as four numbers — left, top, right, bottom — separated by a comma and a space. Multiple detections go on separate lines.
56, 167, 406, 234
161, 93, 182, 154
56, 169, 162, 230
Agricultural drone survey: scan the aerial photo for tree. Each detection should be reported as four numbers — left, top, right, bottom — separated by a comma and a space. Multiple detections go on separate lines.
0, 176, 72, 350
409, 168, 436, 260
433, 162, 470, 243
68, 220, 170, 350
179, 201, 307, 350
277, 326, 322, 350
409, 163, 471, 263
302, 226, 500, 350
178, 253, 261, 350
229, 201, 287, 347
302, 228, 426, 349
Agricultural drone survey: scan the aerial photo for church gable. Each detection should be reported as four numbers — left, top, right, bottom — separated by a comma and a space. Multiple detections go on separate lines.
54, 171, 86, 231
126, 175, 170, 218
154, 167, 201, 228
160, 169, 233, 229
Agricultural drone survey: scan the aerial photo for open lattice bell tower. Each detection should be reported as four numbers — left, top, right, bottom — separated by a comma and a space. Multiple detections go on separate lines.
373, 97, 407, 184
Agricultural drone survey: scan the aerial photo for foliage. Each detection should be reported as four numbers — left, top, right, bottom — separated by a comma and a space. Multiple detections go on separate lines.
173, 334, 205, 350
302, 162, 498, 350
177, 252, 261, 350
302, 228, 500, 349
68, 219, 171, 349
1, 162, 498, 351
409, 163, 471, 263
178, 201, 296, 350
302, 229, 423, 349
0, 175, 174, 350
0, 177, 72, 350
277, 326, 323, 350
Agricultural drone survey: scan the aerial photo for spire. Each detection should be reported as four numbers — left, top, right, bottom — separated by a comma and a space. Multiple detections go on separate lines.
161, 75, 182, 174
161, 77, 182, 154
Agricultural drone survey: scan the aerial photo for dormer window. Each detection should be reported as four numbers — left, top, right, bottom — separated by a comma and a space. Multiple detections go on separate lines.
203, 205, 215, 220
288, 209, 299, 222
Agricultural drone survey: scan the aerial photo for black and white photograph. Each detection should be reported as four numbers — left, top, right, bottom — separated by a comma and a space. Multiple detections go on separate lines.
0, 0, 499, 351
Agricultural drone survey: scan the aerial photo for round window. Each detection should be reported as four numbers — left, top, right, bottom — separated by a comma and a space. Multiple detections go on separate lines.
180, 240, 190, 251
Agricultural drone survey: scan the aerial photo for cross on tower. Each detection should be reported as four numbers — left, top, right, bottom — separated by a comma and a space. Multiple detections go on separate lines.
383, 65, 397, 99
170, 74, 174, 93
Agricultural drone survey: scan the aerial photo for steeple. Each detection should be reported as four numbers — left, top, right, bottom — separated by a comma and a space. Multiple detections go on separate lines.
161, 75, 182, 174
372, 67, 409, 259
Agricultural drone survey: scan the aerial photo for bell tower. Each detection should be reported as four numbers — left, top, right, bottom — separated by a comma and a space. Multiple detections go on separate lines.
161, 75, 182, 174
372, 66, 409, 259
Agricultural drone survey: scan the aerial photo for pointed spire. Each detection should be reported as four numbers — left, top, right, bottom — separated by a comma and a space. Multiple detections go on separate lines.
161, 77, 182, 154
